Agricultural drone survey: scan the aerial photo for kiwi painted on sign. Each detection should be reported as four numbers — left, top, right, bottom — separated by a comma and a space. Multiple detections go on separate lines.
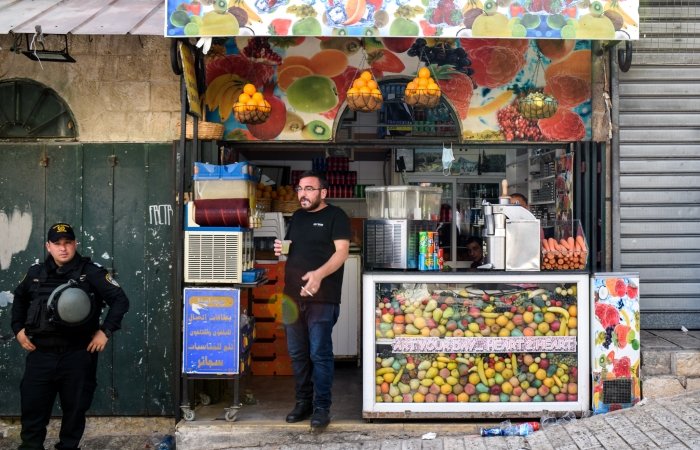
205, 37, 592, 143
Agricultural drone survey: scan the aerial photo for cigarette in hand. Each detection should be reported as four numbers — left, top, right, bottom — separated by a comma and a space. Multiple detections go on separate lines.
301, 286, 314, 297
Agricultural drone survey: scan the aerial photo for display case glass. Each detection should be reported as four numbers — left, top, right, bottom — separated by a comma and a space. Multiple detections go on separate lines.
409, 178, 502, 269
362, 273, 589, 418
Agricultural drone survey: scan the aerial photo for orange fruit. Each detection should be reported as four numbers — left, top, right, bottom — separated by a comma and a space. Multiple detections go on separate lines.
277, 65, 314, 91
406, 82, 417, 90
367, 79, 378, 89
427, 82, 439, 95
371, 88, 381, 97
256, 190, 262, 198
347, 87, 359, 95
342, 0, 366, 25
428, 77, 435, 84
359, 86, 370, 93
233, 101, 244, 111
307, 49, 349, 77
246, 99, 258, 111
353, 78, 366, 89
413, 77, 420, 84
418, 67, 431, 79
264, 185, 272, 192
257, 100, 267, 107
361, 71, 372, 81
279, 56, 311, 72
418, 78, 429, 87
238, 93, 251, 103
243, 84, 256, 96
263, 100, 270, 108
252, 92, 263, 102
270, 191, 277, 199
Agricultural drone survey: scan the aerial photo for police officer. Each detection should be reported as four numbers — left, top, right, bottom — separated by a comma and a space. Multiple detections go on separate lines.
11, 223, 130, 450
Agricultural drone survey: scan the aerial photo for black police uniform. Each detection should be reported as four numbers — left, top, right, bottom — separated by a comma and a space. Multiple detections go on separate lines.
11, 252, 129, 450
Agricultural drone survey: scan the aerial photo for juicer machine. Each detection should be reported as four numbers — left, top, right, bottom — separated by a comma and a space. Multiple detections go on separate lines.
479, 191, 541, 271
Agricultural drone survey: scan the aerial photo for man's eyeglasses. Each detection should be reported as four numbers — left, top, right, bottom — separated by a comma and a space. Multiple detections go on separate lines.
294, 186, 325, 193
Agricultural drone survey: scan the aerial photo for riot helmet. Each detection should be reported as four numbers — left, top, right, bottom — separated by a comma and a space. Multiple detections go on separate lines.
47, 279, 93, 326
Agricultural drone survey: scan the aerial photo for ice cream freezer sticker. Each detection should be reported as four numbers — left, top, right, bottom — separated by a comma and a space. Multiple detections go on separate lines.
591, 274, 640, 413
183, 288, 240, 374
165, 0, 638, 39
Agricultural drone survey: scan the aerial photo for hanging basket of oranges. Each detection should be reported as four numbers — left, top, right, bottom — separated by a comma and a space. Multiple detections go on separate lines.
346, 65, 383, 113
233, 83, 271, 125
404, 66, 442, 109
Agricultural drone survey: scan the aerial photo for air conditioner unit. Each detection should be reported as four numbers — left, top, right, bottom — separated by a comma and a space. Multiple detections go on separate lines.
184, 202, 255, 283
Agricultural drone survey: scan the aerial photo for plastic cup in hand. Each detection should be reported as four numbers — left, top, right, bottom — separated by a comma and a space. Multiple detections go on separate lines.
281, 240, 291, 254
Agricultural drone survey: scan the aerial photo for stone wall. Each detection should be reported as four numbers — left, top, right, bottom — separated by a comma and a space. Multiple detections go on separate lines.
0, 35, 181, 142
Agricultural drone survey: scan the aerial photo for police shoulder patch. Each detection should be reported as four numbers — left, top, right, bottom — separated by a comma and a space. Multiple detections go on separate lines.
91, 261, 103, 268
106, 273, 120, 287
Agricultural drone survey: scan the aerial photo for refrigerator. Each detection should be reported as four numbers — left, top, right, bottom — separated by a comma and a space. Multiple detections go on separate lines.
590, 273, 641, 414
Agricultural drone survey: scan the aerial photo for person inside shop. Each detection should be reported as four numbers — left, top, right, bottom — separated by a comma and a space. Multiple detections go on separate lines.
11, 223, 130, 450
273, 171, 350, 429
510, 192, 529, 210
466, 236, 484, 271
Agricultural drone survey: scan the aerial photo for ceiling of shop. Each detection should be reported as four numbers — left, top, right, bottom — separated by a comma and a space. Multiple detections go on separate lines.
0, 0, 164, 35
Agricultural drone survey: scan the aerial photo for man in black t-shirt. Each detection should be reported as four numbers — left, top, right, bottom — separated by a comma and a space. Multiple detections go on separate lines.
274, 170, 350, 428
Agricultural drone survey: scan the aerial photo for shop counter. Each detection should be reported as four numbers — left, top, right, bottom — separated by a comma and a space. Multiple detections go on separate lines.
362, 271, 589, 419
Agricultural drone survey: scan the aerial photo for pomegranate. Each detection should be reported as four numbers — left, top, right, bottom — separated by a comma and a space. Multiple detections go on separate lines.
246, 80, 286, 140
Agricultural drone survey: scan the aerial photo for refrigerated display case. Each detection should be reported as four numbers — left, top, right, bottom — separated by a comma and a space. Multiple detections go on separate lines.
362, 272, 590, 419
409, 178, 500, 269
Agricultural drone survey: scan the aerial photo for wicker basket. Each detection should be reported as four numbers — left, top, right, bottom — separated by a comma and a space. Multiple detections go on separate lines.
234, 105, 271, 125
518, 94, 558, 119
272, 199, 301, 213
404, 88, 441, 109
256, 197, 271, 212
177, 120, 225, 140
347, 93, 383, 112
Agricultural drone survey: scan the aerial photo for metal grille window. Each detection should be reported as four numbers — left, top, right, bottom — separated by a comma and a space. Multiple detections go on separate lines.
638, 0, 700, 64
0, 79, 77, 139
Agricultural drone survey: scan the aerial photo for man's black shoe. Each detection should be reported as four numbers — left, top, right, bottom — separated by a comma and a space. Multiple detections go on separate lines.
286, 401, 313, 423
310, 407, 331, 428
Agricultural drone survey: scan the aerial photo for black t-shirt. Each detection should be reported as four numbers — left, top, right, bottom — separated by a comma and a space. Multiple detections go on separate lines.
284, 204, 351, 303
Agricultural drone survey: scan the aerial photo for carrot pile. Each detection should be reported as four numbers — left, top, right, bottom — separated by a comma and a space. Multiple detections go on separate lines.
542, 235, 588, 270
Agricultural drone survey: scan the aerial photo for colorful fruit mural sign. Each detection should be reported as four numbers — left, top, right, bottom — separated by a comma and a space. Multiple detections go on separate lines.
591, 274, 641, 414
165, 0, 638, 39
204, 37, 592, 142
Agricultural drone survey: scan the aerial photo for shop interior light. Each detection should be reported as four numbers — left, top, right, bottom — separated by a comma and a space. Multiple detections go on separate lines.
22, 33, 75, 63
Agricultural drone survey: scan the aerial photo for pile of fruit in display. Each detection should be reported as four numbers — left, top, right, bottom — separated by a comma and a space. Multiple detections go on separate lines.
374, 351, 578, 403
375, 285, 578, 339
404, 67, 442, 109
517, 91, 558, 120
233, 83, 272, 124
346, 71, 383, 112
406, 39, 475, 77
256, 182, 295, 201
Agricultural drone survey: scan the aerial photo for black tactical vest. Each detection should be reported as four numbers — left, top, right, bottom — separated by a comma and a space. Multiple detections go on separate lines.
24, 256, 95, 337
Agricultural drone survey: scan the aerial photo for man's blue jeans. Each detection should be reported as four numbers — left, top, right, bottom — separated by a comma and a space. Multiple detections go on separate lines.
282, 299, 340, 409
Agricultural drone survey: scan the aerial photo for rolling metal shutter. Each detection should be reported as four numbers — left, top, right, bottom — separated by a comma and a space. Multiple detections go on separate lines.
613, 1, 700, 328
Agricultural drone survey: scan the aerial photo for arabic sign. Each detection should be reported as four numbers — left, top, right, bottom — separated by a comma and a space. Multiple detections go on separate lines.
183, 288, 240, 374
391, 336, 578, 354
165, 0, 638, 39
179, 42, 202, 118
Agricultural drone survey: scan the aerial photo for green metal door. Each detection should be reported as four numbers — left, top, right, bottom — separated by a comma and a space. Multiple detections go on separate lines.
0, 143, 174, 416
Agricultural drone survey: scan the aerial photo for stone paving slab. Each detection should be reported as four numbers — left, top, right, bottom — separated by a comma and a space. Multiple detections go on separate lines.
11, 391, 700, 450
647, 331, 700, 349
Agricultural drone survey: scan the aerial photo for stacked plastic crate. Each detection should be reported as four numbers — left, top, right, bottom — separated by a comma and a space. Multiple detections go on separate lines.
250, 262, 294, 375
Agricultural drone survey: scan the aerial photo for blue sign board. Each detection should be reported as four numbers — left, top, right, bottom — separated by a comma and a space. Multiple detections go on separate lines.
183, 288, 240, 374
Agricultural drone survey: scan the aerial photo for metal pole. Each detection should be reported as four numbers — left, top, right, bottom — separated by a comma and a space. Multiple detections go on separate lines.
173, 74, 188, 424
610, 51, 621, 271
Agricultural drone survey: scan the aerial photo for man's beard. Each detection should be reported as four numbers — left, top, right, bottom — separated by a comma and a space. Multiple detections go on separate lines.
300, 195, 322, 211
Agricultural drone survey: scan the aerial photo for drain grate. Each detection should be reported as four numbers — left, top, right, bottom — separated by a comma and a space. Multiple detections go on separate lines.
602, 378, 634, 404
